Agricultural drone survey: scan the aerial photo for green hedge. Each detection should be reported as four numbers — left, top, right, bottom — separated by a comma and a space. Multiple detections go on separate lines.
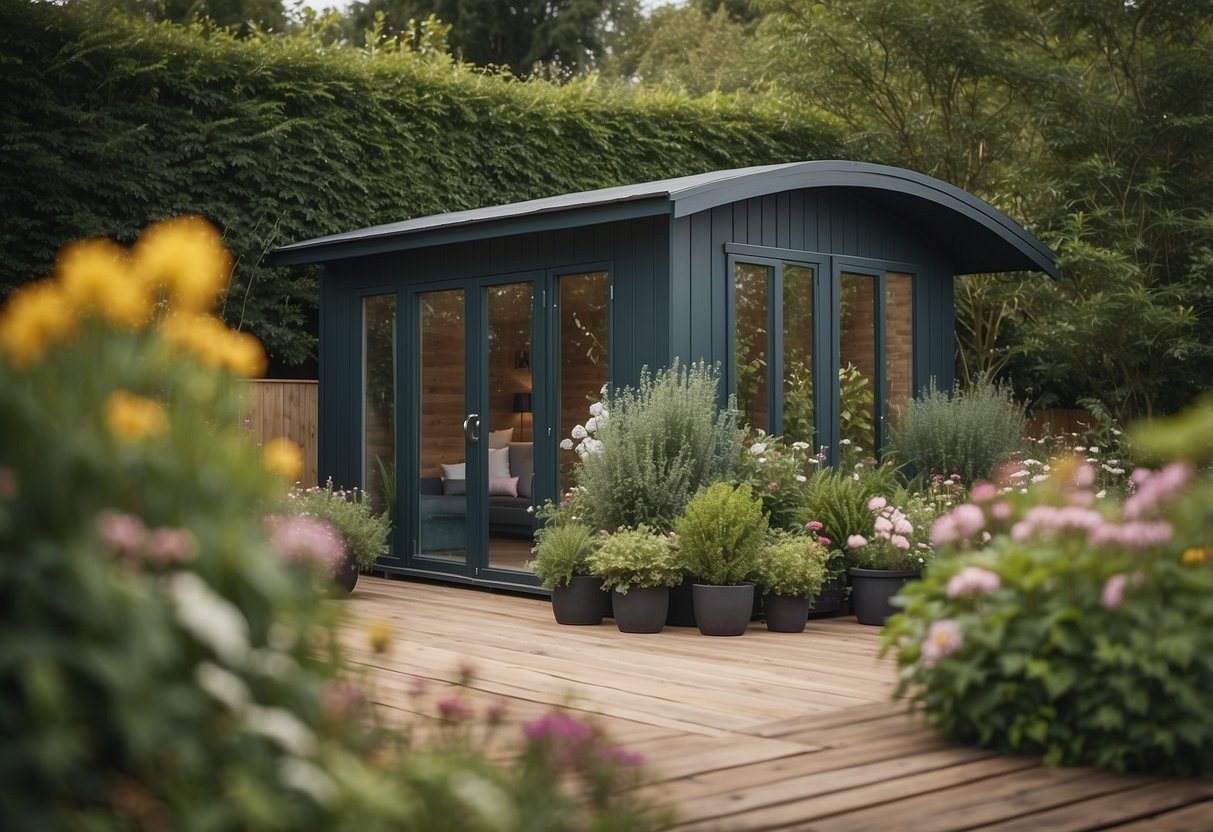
0, 0, 839, 367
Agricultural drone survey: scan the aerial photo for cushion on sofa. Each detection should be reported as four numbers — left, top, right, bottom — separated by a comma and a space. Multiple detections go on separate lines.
508, 442, 533, 499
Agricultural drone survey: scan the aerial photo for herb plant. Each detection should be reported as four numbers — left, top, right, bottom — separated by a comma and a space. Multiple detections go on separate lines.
675, 482, 768, 586
752, 532, 829, 599
586, 526, 683, 594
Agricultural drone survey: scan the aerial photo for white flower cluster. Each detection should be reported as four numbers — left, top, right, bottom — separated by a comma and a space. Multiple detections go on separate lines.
560, 399, 609, 460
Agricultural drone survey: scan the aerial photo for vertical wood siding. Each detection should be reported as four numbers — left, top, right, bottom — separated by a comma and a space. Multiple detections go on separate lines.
244, 379, 319, 487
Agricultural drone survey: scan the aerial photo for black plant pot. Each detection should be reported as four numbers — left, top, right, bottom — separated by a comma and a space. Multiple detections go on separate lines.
551, 575, 609, 625
764, 593, 810, 633
692, 583, 755, 637
332, 557, 359, 594
612, 587, 669, 634
666, 574, 698, 627
808, 575, 847, 618
848, 567, 919, 626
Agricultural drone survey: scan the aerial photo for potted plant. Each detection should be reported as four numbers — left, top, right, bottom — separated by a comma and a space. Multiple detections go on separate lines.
845, 496, 935, 625
530, 517, 609, 625
675, 482, 768, 636
752, 532, 829, 633
284, 479, 392, 593
586, 526, 683, 633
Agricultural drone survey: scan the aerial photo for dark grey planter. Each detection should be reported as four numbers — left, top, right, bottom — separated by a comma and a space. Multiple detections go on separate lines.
666, 574, 698, 627
763, 593, 810, 633
692, 583, 755, 637
848, 567, 919, 626
332, 557, 359, 594
808, 575, 847, 618
611, 587, 669, 633
551, 575, 608, 625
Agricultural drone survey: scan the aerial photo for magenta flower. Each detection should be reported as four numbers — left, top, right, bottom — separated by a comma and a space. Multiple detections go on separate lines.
805, 520, 824, 533
817, 536, 832, 547
436, 697, 475, 723
522, 711, 596, 770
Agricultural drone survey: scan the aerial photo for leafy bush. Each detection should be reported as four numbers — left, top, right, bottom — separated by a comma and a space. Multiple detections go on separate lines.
889, 376, 1027, 484
674, 482, 768, 586
285, 479, 391, 570
0, 1, 839, 368
571, 360, 740, 533
529, 521, 600, 590
752, 532, 829, 599
733, 429, 818, 533
800, 467, 880, 553
0, 220, 670, 829
843, 496, 934, 572
884, 428, 1213, 775
586, 526, 683, 594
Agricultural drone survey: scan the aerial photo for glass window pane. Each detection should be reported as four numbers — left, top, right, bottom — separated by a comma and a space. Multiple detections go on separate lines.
885, 273, 914, 435
363, 295, 395, 557
418, 289, 466, 562
734, 263, 770, 432
782, 264, 814, 446
559, 272, 609, 491
487, 282, 535, 573
839, 273, 877, 458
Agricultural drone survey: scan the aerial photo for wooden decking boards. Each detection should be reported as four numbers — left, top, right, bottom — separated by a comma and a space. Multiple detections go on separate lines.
337, 576, 1213, 830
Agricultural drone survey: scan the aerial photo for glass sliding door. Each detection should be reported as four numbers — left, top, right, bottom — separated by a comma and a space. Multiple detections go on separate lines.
781, 264, 814, 446
838, 272, 879, 458
558, 271, 610, 492
733, 263, 771, 433
363, 296, 396, 556
417, 288, 468, 564
486, 281, 536, 573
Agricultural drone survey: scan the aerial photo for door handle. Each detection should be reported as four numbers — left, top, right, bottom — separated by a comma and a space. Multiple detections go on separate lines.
463, 413, 480, 443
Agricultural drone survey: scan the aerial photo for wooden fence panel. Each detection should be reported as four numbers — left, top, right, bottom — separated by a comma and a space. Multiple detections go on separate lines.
243, 380, 319, 487
1025, 408, 1094, 440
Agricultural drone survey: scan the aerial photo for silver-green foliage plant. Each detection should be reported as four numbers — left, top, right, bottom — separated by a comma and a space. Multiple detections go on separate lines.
753, 532, 829, 599
675, 482, 768, 586
530, 521, 599, 590
586, 525, 683, 594
574, 360, 740, 533
286, 479, 392, 570
889, 376, 1027, 485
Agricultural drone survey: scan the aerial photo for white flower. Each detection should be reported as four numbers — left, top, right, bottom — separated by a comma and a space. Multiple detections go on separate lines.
589, 402, 604, 417
1096, 489, 1107, 499
584, 417, 598, 434
749, 443, 767, 455
795, 475, 807, 483
839, 438, 852, 446
571, 424, 588, 440
1031, 474, 1049, 483
583, 438, 604, 455
168, 573, 250, 665
1023, 458, 1042, 467
791, 441, 810, 451
559, 438, 573, 450
1089, 446, 1099, 453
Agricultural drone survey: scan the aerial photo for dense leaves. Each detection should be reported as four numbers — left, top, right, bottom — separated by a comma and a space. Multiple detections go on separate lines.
0, 0, 838, 370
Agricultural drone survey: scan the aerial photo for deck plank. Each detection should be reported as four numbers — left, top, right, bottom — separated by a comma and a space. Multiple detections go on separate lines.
340, 576, 1213, 830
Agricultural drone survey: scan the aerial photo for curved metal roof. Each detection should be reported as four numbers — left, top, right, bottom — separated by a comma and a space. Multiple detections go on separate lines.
272, 160, 1060, 279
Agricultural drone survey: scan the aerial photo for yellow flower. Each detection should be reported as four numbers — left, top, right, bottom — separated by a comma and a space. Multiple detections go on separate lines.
159, 312, 267, 378
104, 390, 168, 441
1182, 548, 1208, 565
132, 217, 232, 313
57, 238, 151, 329
367, 620, 393, 655
264, 437, 304, 482
0, 280, 77, 368
220, 328, 267, 378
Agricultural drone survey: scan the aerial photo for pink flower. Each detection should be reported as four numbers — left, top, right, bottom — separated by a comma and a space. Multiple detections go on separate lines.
868, 496, 888, 511
951, 504, 986, 538
1102, 574, 1127, 611
946, 567, 1001, 599
265, 514, 345, 571
145, 527, 197, 564
485, 700, 509, 725
874, 515, 893, 533
893, 518, 913, 535
97, 510, 148, 557
522, 712, 596, 770
969, 482, 997, 503
890, 534, 910, 550
768, 481, 779, 490
1124, 462, 1192, 520
805, 520, 824, 533
920, 619, 963, 668
931, 514, 958, 546
1072, 464, 1096, 489
324, 682, 368, 719
990, 501, 1013, 521
602, 745, 646, 768
846, 534, 868, 549
816, 536, 832, 547
436, 697, 475, 722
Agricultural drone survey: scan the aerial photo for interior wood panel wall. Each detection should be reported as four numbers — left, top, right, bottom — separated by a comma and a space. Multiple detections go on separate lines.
244, 380, 319, 487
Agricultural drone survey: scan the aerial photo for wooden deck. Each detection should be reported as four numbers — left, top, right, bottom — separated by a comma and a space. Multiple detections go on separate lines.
338, 576, 1213, 830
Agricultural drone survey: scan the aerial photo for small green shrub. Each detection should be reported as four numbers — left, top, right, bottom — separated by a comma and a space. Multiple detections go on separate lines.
675, 482, 768, 586
889, 376, 1027, 484
752, 532, 828, 599
586, 525, 683, 594
885, 414, 1213, 775
801, 467, 880, 552
286, 479, 392, 570
529, 521, 599, 589
571, 360, 739, 533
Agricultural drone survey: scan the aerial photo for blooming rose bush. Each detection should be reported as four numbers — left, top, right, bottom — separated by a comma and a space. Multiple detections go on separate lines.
843, 495, 935, 572
883, 410, 1213, 775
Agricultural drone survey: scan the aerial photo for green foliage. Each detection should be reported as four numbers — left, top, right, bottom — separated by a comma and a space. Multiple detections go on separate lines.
837, 362, 874, 456
884, 416, 1213, 775
285, 479, 392, 570
843, 495, 934, 573
529, 521, 599, 589
674, 482, 768, 586
889, 377, 1027, 485
0, 0, 838, 369
800, 466, 880, 556
732, 430, 815, 533
572, 360, 740, 533
585, 525, 682, 594
752, 531, 827, 599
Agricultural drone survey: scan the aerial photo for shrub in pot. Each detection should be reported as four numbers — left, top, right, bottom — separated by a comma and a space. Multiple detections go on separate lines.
529, 519, 608, 625
586, 526, 682, 633
675, 482, 768, 636
752, 532, 829, 632
844, 495, 935, 625
283, 478, 392, 592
